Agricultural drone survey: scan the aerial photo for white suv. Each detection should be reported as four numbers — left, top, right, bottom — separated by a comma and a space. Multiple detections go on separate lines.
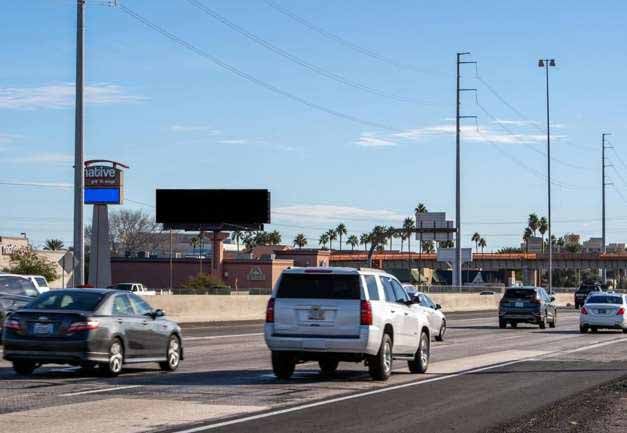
264, 267, 431, 381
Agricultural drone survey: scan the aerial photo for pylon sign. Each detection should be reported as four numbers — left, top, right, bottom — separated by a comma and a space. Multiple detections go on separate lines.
84, 160, 128, 205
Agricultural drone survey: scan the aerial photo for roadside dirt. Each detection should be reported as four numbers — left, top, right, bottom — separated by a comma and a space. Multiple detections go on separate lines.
487, 376, 627, 433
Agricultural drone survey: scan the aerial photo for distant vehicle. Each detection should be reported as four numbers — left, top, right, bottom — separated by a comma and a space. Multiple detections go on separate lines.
110, 283, 156, 296
2, 289, 183, 376
499, 286, 557, 329
264, 267, 431, 381
0, 275, 39, 343
25, 275, 50, 294
401, 283, 418, 297
413, 291, 446, 341
579, 293, 627, 333
574, 282, 601, 309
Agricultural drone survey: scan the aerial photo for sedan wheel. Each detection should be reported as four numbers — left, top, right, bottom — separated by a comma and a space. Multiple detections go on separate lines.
160, 335, 181, 372
103, 339, 124, 377
435, 320, 446, 342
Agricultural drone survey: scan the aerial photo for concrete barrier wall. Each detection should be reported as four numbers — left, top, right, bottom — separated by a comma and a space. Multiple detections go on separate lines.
146, 293, 575, 324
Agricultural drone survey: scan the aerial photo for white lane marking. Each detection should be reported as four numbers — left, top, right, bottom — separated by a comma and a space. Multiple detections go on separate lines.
171, 336, 626, 433
185, 333, 264, 341
60, 385, 141, 397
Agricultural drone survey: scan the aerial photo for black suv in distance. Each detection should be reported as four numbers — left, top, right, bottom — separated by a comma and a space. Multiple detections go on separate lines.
499, 286, 557, 329
574, 283, 601, 309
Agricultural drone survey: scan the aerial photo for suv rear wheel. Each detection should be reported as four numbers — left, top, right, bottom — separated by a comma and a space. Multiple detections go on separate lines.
408, 330, 430, 374
318, 359, 339, 376
13, 360, 36, 375
272, 351, 296, 380
368, 333, 393, 381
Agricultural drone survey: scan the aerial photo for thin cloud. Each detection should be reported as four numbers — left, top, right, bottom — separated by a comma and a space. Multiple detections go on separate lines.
5, 153, 73, 164
218, 139, 248, 144
0, 83, 146, 110
0, 180, 71, 189
0, 133, 22, 144
171, 124, 221, 134
356, 134, 397, 148
274, 204, 405, 224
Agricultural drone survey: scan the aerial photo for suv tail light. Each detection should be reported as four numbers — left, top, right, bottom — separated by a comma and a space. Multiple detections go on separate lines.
3, 318, 21, 331
66, 320, 99, 334
265, 298, 275, 323
581, 306, 588, 315
616, 307, 625, 315
360, 300, 373, 326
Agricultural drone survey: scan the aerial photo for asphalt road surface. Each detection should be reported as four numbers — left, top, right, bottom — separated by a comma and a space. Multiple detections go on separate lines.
1, 310, 625, 433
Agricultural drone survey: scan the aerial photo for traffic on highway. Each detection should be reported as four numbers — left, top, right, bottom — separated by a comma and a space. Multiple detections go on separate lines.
1, 270, 626, 433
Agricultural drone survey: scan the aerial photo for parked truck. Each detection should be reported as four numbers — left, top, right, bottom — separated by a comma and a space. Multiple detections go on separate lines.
110, 282, 156, 296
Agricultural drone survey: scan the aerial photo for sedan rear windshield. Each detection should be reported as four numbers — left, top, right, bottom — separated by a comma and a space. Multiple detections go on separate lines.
27, 291, 106, 311
504, 289, 536, 299
276, 274, 361, 299
586, 296, 623, 305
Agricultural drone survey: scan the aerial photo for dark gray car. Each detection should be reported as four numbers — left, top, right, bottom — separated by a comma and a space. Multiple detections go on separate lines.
2, 289, 183, 376
498, 286, 557, 329
0, 275, 40, 342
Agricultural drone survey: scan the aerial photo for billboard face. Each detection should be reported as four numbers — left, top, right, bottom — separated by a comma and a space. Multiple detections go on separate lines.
156, 189, 270, 229
437, 247, 472, 263
85, 187, 121, 205
85, 165, 123, 187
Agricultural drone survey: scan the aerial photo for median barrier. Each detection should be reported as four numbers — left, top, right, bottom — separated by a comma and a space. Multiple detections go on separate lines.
145, 293, 575, 323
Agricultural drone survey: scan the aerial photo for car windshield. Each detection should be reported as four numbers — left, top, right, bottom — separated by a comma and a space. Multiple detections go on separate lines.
35, 277, 48, 287
27, 291, 106, 311
504, 289, 536, 299
0, 276, 39, 297
586, 296, 623, 305
276, 273, 361, 299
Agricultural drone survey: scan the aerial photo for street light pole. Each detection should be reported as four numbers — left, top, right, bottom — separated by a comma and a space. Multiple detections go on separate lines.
73, 0, 85, 286
538, 58, 556, 293
601, 132, 612, 284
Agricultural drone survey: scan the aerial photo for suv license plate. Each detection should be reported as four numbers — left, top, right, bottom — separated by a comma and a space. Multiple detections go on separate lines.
515, 302, 524, 308
33, 323, 53, 335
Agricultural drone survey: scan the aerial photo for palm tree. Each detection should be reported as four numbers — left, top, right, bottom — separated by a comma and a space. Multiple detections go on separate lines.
386, 226, 397, 251
415, 203, 428, 214
402, 217, 415, 253
346, 235, 359, 251
326, 229, 337, 250
523, 227, 533, 254
335, 223, 348, 251
267, 230, 282, 245
319, 233, 330, 249
44, 239, 64, 251
293, 233, 307, 249
359, 233, 370, 251
479, 237, 487, 253
421, 240, 435, 254
190, 236, 200, 253
231, 231, 244, 252
528, 213, 540, 236
538, 217, 548, 252
471, 232, 481, 253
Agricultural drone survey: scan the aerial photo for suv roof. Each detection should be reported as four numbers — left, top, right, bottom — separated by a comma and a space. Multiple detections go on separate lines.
282, 267, 389, 276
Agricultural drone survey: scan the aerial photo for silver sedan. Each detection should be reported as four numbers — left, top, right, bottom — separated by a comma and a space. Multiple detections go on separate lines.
413, 291, 447, 341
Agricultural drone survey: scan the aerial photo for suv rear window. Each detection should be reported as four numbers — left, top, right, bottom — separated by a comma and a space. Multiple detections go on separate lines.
577, 285, 599, 293
276, 274, 361, 299
504, 289, 536, 299
586, 295, 623, 305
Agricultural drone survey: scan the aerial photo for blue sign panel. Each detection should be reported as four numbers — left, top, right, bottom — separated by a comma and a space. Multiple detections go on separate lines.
85, 187, 121, 204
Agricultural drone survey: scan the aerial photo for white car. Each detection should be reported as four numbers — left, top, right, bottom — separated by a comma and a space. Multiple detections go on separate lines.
414, 291, 447, 341
25, 275, 50, 294
579, 293, 626, 333
402, 283, 418, 298
264, 267, 431, 381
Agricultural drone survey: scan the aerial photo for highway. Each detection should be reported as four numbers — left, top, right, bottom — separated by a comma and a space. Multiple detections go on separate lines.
1, 310, 625, 433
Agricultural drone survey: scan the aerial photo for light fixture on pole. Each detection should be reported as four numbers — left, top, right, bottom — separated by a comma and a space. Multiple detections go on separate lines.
538, 58, 556, 292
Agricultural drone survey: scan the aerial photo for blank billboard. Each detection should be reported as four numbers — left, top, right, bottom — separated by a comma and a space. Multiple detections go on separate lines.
85, 187, 121, 205
156, 189, 270, 228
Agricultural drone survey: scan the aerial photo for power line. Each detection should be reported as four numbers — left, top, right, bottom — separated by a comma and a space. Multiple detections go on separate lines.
117, 4, 404, 133
185, 0, 432, 106
263, 0, 445, 77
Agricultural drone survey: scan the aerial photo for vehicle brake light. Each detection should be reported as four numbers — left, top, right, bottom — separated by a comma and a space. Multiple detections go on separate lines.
265, 298, 275, 323
360, 300, 373, 326
617, 307, 625, 315
581, 306, 588, 315
3, 318, 21, 331
66, 320, 99, 333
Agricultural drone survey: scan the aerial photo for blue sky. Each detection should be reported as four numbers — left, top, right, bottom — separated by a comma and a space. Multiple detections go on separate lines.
2, 0, 627, 250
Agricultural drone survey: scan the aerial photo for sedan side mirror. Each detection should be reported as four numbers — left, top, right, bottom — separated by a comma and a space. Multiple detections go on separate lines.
148, 309, 165, 319
435, 304, 442, 310
550, 296, 555, 302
